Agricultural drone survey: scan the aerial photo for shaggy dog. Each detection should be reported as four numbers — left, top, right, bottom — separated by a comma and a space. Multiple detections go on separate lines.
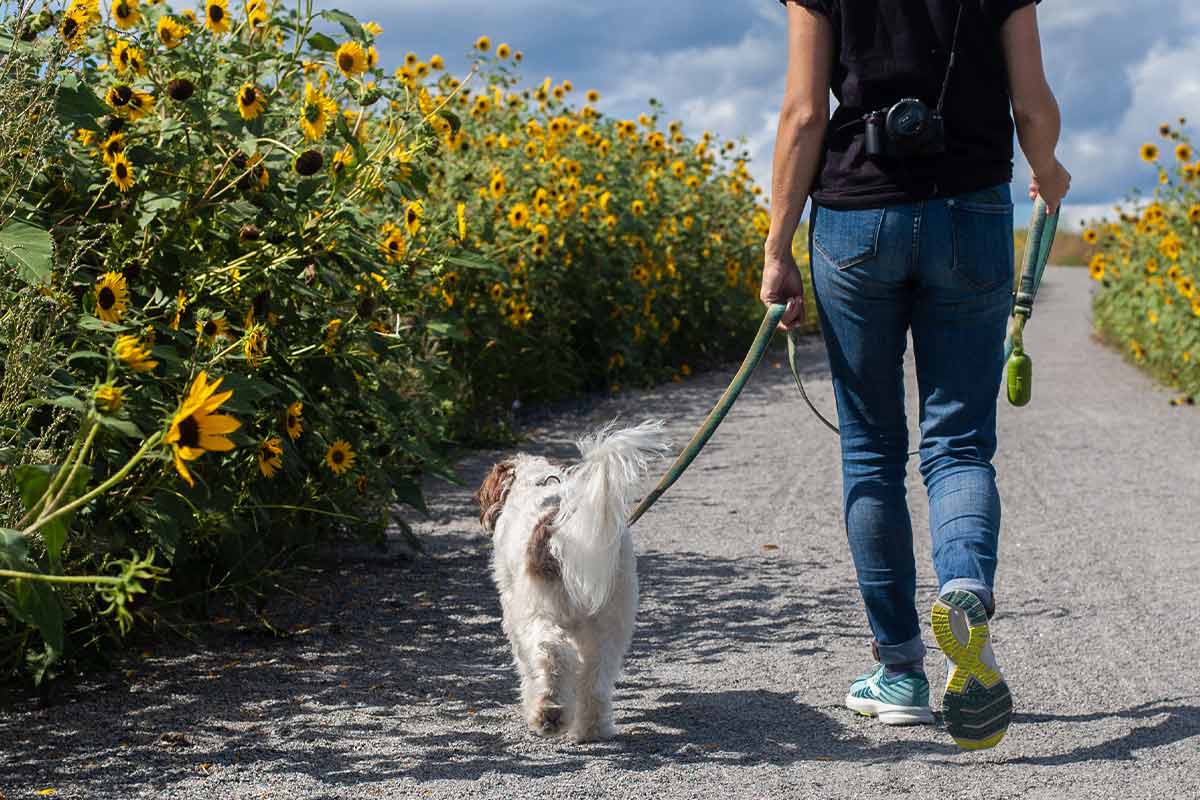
473, 419, 669, 741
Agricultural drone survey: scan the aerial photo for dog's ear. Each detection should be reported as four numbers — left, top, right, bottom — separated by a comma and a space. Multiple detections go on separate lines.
474, 460, 516, 533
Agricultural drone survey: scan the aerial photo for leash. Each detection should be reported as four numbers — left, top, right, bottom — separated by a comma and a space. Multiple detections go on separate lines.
628, 198, 1060, 526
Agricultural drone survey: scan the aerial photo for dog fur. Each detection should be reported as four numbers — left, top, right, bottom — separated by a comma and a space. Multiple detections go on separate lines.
474, 419, 669, 741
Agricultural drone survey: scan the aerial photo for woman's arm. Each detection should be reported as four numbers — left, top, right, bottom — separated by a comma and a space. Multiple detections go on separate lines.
764, 3, 834, 259
761, 3, 834, 331
1000, 4, 1071, 212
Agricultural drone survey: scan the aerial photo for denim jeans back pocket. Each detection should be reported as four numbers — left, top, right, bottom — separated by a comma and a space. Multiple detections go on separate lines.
813, 205, 885, 270
948, 188, 1014, 292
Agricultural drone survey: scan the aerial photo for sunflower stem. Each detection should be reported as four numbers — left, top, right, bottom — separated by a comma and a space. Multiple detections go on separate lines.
23, 432, 163, 538
14, 422, 89, 529
0, 568, 123, 586
36, 419, 100, 524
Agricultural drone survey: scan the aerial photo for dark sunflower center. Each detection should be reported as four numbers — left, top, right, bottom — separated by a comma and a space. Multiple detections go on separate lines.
331, 450, 344, 464
63, 17, 79, 37
178, 415, 200, 448
287, 414, 297, 428
209, 5, 224, 23
407, 209, 417, 225
117, 3, 130, 18
98, 286, 115, 309
338, 52, 355, 71
203, 320, 217, 336
241, 87, 256, 104
304, 103, 320, 123
106, 141, 121, 156
113, 85, 132, 105
387, 240, 400, 252
115, 163, 128, 179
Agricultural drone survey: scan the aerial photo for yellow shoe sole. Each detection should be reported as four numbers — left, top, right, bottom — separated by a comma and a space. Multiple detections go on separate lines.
931, 590, 1013, 751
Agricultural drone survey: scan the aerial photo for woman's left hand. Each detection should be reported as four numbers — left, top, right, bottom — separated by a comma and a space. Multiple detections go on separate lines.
760, 249, 808, 332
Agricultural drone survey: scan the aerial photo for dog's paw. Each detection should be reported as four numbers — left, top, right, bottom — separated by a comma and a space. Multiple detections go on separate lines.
528, 702, 565, 737
570, 720, 616, 743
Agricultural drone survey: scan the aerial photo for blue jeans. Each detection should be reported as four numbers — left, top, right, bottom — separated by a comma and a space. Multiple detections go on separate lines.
807, 183, 1013, 666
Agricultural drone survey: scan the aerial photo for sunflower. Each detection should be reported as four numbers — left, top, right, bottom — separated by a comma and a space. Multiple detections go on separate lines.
430, 54, 444, 70
366, 45, 379, 70
284, 400, 303, 440
94, 383, 124, 413
165, 371, 241, 487
100, 132, 125, 164
1140, 143, 1159, 163
489, 171, 506, 198
110, 154, 134, 192
508, 202, 530, 229
380, 222, 406, 263
60, 7, 92, 48
1082, 228, 1098, 245
474, 35, 490, 53
330, 146, 354, 177
157, 16, 188, 47
114, 334, 157, 372
300, 81, 337, 141
246, 0, 268, 30
1089, 255, 1106, 281
335, 41, 367, 77
170, 290, 188, 329
243, 326, 268, 367
324, 440, 356, 475
257, 436, 283, 478
237, 83, 266, 120
496, 42, 511, 59
94, 271, 129, 322
1177, 143, 1195, 163
196, 315, 231, 343
456, 202, 467, 240
106, 83, 134, 110
111, 0, 140, 30
121, 90, 155, 121
405, 200, 423, 236
1188, 204, 1200, 224
205, 0, 230, 34
364, 20, 383, 36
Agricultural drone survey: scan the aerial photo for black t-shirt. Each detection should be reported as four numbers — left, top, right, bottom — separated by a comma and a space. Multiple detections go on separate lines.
778, 0, 1040, 209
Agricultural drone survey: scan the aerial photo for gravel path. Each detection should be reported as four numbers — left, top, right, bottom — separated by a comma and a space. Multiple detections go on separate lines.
3, 267, 1199, 799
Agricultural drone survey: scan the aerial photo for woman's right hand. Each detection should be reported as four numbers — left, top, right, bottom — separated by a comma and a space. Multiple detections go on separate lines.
1029, 158, 1071, 214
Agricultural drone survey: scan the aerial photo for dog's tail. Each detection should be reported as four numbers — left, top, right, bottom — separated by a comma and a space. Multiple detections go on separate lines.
551, 419, 669, 615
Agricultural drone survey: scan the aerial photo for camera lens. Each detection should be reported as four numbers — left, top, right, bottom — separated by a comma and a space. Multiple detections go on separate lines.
887, 99, 928, 140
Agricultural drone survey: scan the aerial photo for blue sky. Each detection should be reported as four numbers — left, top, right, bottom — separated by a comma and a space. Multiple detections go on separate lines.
338, 1, 1200, 229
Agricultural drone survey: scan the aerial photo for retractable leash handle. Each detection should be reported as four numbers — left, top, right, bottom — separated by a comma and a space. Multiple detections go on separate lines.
1004, 197, 1059, 406
627, 303, 787, 527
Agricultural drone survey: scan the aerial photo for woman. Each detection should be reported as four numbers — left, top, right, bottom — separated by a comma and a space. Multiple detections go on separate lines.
763, 0, 1070, 751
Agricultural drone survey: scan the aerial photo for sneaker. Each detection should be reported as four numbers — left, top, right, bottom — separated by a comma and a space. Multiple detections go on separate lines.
845, 663, 934, 725
931, 589, 1013, 751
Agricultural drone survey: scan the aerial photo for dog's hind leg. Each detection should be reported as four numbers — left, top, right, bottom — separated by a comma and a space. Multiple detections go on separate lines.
569, 564, 636, 742
521, 617, 572, 737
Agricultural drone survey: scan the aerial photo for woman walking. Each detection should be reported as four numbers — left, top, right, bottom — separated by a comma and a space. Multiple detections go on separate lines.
763, 0, 1070, 750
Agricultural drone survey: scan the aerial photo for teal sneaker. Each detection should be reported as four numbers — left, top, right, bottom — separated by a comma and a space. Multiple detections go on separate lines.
931, 589, 1013, 751
845, 663, 935, 725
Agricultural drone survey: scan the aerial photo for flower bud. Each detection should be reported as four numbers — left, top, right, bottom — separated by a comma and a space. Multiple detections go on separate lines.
294, 149, 324, 176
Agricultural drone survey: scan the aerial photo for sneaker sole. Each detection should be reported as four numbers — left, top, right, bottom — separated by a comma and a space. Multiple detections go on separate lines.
845, 694, 935, 726
931, 590, 1013, 751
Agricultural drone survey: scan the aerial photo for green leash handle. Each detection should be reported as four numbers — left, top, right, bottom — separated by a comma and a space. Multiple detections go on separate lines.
1004, 198, 1059, 407
628, 303, 786, 526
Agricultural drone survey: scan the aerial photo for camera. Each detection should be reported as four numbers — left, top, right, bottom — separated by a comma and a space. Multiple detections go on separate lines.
864, 98, 946, 160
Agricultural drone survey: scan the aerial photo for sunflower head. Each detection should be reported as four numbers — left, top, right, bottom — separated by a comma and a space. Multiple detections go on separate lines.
95, 271, 130, 322
257, 436, 283, 478
94, 383, 124, 413
237, 83, 266, 120
285, 400, 303, 440
112, 0, 141, 29
205, 0, 231, 34
165, 371, 240, 487
110, 154, 134, 192
335, 41, 367, 77
324, 440, 356, 475
157, 16, 188, 48
114, 334, 157, 372
1141, 143, 1160, 163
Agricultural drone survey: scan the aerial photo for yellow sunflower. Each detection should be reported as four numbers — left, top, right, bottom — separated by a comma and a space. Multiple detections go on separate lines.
324, 440, 356, 475
165, 371, 241, 487
246, 0, 268, 30
300, 81, 337, 141
100, 132, 125, 164
157, 16, 188, 47
489, 171, 506, 198
1188, 204, 1200, 224
94, 383, 124, 413
380, 222, 406, 263
111, 0, 140, 30
110, 154, 135, 192
1089, 255, 1106, 281
284, 400, 303, 440
236, 83, 266, 120
171, 289, 188, 330
205, 0, 230, 34
60, 7, 93, 48
257, 436, 283, 478
456, 202, 467, 241
125, 90, 156, 122
1140, 143, 1159, 163
1082, 228, 1098, 245
508, 202, 530, 229
114, 334, 157, 372
196, 315, 231, 343
106, 83, 134, 111
335, 41, 367, 77
1177, 143, 1195, 163
474, 35, 490, 53
243, 326, 268, 367
94, 271, 129, 322
405, 200, 423, 236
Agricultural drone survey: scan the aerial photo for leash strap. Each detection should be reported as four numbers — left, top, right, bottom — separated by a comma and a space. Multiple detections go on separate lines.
627, 304, 785, 526
1005, 197, 1058, 361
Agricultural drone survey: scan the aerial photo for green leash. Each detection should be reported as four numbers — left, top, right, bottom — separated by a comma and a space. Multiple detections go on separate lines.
629, 199, 1060, 526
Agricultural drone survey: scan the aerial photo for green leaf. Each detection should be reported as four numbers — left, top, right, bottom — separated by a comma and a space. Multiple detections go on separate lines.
306, 32, 338, 52
10, 578, 65, 659
66, 350, 108, 365
78, 315, 132, 332
0, 528, 29, 569
321, 9, 365, 41
392, 478, 427, 514
445, 253, 505, 274
438, 109, 461, 135
0, 218, 54, 286
48, 395, 86, 413
55, 75, 106, 129
426, 320, 467, 341
98, 415, 143, 439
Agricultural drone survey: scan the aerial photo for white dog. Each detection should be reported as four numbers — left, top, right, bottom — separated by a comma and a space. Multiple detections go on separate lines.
473, 419, 669, 742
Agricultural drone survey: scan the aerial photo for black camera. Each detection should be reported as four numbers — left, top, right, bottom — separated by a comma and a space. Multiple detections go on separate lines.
864, 98, 946, 160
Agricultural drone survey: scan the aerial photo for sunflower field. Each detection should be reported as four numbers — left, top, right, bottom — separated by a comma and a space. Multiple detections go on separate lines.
0, 0, 776, 683
1083, 119, 1200, 403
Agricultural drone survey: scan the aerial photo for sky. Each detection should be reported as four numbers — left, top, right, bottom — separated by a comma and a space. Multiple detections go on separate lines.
338, 0, 1200, 230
